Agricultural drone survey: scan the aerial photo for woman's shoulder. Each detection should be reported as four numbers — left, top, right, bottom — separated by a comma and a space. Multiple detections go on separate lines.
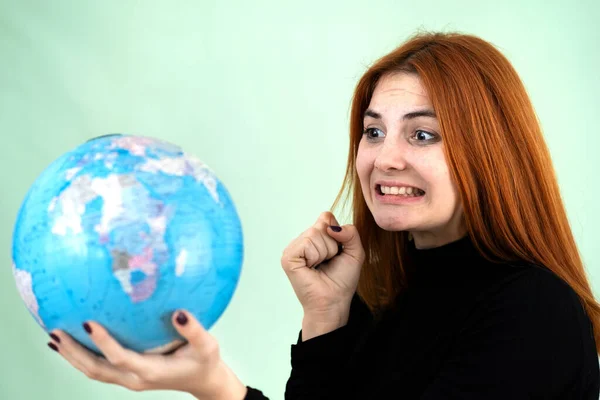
489, 261, 583, 308
470, 261, 594, 344
459, 262, 598, 390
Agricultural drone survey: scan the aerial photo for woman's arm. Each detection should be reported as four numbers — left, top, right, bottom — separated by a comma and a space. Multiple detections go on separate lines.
284, 293, 373, 400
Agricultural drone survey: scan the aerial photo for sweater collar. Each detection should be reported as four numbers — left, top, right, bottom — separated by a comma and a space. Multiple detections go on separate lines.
406, 234, 482, 286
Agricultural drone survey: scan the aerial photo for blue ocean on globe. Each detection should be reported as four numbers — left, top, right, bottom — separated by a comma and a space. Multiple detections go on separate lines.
11, 134, 244, 354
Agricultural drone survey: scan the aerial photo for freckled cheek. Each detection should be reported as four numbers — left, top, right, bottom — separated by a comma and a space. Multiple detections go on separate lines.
356, 168, 371, 195
356, 146, 377, 166
355, 152, 372, 176
425, 167, 448, 182
418, 166, 450, 199
355, 157, 373, 198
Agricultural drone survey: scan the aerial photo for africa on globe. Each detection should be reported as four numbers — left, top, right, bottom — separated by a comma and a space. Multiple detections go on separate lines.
11, 134, 244, 354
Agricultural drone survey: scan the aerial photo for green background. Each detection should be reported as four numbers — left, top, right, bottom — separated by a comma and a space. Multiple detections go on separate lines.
1, 1, 598, 399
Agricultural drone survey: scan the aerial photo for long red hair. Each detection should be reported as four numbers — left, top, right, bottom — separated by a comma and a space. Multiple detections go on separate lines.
331, 31, 600, 354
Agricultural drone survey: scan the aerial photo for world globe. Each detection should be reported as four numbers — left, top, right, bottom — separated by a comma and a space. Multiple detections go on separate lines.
11, 134, 244, 354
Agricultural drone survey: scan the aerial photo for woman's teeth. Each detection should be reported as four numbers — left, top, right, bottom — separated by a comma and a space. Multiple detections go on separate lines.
379, 185, 425, 197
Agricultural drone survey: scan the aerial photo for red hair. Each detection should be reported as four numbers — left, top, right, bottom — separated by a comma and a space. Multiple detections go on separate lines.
331, 31, 600, 353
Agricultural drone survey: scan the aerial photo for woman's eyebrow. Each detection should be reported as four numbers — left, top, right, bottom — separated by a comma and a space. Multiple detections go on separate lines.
363, 108, 437, 121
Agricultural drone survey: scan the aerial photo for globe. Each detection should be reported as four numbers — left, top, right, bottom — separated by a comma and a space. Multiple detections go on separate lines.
11, 134, 244, 354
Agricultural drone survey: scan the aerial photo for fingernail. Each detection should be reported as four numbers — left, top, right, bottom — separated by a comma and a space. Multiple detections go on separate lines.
176, 312, 188, 326
49, 333, 61, 343
83, 322, 92, 334
48, 342, 59, 352
329, 225, 342, 232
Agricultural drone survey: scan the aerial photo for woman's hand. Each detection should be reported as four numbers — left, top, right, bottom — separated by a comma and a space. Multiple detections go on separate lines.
47, 310, 247, 400
281, 211, 365, 340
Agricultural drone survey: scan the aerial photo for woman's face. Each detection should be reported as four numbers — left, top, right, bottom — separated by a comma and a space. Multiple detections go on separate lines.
355, 72, 466, 249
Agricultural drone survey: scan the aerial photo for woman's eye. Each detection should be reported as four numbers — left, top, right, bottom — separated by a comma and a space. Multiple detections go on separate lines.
413, 130, 436, 142
363, 127, 384, 139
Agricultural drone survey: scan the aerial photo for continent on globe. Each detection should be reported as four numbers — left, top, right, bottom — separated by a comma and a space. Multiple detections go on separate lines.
12, 263, 45, 328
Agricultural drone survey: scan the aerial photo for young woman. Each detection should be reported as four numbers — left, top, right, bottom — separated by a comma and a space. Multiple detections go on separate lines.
48, 32, 600, 399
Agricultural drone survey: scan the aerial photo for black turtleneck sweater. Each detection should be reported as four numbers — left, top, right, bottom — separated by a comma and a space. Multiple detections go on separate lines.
245, 235, 599, 399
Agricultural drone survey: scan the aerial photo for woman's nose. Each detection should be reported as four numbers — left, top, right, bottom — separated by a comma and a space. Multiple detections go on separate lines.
374, 139, 408, 172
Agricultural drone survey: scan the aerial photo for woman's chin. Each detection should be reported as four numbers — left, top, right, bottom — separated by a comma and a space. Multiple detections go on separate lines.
375, 218, 414, 232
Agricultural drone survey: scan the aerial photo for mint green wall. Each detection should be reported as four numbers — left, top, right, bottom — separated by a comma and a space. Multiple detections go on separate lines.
1, 1, 598, 399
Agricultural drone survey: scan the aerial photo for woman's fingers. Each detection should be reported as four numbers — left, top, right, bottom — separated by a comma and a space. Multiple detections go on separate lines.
314, 212, 343, 262
171, 311, 219, 360
47, 332, 89, 376
49, 329, 140, 389
302, 210, 344, 267
81, 321, 149, 375
316, 211, 340, 228
47, 317, 229, 396
316, 223, 342, 260
281, 212, 343, 272
304, 227, 331, 267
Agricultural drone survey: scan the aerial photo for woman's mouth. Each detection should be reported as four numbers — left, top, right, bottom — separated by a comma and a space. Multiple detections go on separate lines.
374, 184, 426, 205
376, 184, 425, 197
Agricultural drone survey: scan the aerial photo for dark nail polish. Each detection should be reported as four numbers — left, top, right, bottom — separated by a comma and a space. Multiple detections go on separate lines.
48, 342, 59, 352
83, 322, 92, 334
329, 225, 342, 232
49, 333, 61, 343
176, 312, 188, 326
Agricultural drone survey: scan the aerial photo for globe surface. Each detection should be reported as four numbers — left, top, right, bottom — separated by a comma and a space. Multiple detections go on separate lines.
11, 134, 244, 354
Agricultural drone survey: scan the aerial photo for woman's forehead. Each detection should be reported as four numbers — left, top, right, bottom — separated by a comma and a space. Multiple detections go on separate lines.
372, 73, 428, 99
368, 74, 432, 115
